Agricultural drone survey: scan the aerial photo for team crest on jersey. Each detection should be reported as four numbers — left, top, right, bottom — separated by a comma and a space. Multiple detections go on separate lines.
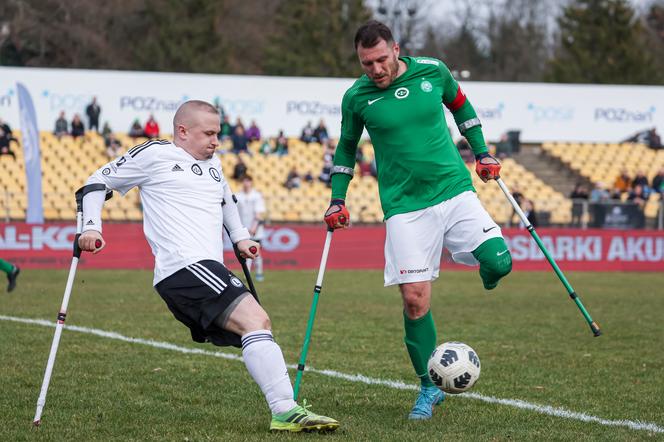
230, 276, 243, 287
102, 167, 111, 175
395, 87, 409, 99
191, 164, 203, 175
209, 167, 221, 182
420, 80, 433, 93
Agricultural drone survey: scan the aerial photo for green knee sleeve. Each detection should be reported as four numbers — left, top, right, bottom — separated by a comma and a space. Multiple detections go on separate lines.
0, 259, 14, 274
472, 237, 512, 290
404, 310, 437, 388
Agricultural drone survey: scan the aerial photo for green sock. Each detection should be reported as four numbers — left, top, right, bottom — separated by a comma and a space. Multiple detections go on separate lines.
0, 259, 14, 275
404, 310, 437, 388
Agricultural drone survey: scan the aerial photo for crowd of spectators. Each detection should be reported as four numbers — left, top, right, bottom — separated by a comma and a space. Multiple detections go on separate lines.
0, 118, 18, 159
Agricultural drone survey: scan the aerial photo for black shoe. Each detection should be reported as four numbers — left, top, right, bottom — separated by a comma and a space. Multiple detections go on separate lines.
7, 266, 20, 292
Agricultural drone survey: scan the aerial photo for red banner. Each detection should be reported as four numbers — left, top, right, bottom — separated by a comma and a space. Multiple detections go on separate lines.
1, 223, 663, 271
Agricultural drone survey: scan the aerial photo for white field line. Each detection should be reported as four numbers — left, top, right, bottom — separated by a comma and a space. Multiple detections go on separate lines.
3, 315, 662, 434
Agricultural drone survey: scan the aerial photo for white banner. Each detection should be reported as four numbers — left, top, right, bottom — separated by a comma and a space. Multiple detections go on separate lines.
0, 66, 662, 143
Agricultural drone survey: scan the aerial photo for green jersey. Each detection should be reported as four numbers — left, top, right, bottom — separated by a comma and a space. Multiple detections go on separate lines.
331, 56, 488, 219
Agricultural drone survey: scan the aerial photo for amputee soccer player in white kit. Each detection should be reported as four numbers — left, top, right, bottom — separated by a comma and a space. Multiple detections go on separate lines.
78, 100, 339, 433
235, 175, 266, 281
324, 21, 513, 420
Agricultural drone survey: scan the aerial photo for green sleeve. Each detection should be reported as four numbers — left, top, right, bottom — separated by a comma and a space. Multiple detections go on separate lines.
331, 88, 364, 200
439, 63, 488, 157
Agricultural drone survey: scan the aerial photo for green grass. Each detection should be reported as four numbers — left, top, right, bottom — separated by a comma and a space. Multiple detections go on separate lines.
1, 269, 663, 441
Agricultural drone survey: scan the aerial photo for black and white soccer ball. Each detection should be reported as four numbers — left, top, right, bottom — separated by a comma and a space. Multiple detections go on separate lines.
427, 342, 481, 394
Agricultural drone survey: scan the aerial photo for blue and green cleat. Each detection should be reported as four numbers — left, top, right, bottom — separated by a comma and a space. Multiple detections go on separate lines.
408, 385, 445, 420
269, 401, 339, 433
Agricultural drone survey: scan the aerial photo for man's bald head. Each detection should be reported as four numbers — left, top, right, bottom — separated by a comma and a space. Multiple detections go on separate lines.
173, 100, 219, 130
173, 100, 221, 160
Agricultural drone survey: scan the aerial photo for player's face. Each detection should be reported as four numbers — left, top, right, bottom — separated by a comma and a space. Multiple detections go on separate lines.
242, 179, 252, 192
357, 39, 400, 89
182, 111, 220, 160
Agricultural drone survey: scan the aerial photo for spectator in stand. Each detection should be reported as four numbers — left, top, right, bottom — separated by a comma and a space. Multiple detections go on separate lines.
284, 167, 301, 190
569, 183, 589, 227
54, 111, 69, 139
456, 137, 474, 164
313, 119, 329, 144
213, 98, 226, 121
627, 184, 648, 228
144, 114, 160, 139
318, 140, 336, 187
652, 168, 664, 197
219, 115, 233, 141
231, 125, 250, 155
589, 182, 610, 228
612, 169, 632, 198
101, 123, 121, 159
508, 185, 525, 227
232, 157, 248, 181
646, 127, 662, 150
632, 170, 650, 196
235, 118, 245, 131
128, 118, 144, 139
303, 170, 314, 183
71, 114, 85, 139
275, 130, 289, 156
85, 96, 102, 133
590, 182, 610, 203
246, 120, 261, 142
300, 121, 314, 143
259, 139, 272, 155
0, 118, 11, 137
0, 123, 18, 159
520, 198, 538, 228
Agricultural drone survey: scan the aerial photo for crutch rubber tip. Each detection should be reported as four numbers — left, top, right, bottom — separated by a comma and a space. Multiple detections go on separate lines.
249, 246, 257, 254
591, 322, 602, 337
95, 240, 102, 248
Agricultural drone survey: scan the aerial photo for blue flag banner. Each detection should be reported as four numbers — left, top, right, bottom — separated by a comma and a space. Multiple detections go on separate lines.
16, 83, 44, 224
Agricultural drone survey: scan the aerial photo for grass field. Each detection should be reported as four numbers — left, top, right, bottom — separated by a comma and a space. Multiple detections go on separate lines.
1, 268, 663, 441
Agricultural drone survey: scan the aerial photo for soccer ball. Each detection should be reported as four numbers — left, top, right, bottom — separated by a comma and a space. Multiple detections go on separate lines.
427, 342, 481, 394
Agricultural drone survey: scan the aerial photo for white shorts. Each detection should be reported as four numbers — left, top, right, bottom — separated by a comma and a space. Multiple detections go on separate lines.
384, 191, 503, 286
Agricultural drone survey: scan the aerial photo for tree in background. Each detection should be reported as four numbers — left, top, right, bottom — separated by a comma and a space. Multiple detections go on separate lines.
546, 0, 663, 84
264, 0, 371, 77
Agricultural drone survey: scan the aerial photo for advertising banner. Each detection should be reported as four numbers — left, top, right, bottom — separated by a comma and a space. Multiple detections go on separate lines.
1, 223, 663, 272
0, 66, 662, 143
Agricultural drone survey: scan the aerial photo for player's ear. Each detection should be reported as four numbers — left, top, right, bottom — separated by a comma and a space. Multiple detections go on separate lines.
392, 41, 400, 56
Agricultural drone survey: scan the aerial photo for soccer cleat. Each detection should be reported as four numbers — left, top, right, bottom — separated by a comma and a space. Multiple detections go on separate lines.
408, 385, 445, 420
269, 401, 339, 433
7, 266, 20, 292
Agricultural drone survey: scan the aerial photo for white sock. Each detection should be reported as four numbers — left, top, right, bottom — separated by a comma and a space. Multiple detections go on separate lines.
255, 255, 263, 275
241, 330, 297, 415
246, 258, 253, 271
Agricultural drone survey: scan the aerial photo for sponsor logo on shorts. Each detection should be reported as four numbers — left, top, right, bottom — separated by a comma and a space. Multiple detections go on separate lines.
399, 267, 429, 275
230, 276, 243, 287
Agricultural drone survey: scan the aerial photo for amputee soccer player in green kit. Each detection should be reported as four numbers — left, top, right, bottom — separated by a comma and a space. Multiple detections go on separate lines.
324, 20, 513, 420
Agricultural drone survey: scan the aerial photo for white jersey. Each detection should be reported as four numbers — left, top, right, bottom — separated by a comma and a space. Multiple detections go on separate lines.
82, 140, 249, 285
236, 189, 266, 240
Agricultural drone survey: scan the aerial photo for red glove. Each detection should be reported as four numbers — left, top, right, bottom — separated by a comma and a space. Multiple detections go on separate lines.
475, 152, 501, 182
324, 199, 350, 229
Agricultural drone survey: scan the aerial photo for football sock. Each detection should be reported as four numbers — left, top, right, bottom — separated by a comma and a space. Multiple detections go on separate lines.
241, 330, 297, 415
404, 310, 437, 388
0, 259, 14, 274
472, 237, 512, 290
254, 255, 264, 276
